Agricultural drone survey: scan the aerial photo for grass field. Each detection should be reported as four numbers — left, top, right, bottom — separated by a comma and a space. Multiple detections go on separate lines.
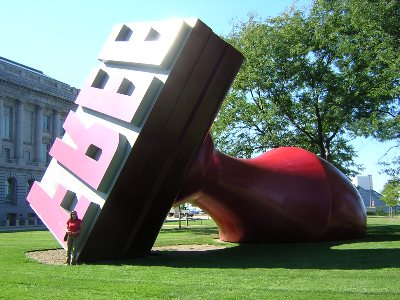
0, 216, 399, 299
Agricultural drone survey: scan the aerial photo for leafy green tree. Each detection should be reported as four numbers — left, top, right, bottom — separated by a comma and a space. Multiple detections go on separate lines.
318, 0, 400, 175
381, 178, 400, 217
347, 0, 399, 176
211, 0, 399, 177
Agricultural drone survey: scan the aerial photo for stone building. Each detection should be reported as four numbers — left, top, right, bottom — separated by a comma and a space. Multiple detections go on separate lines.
0, 56, 77, 226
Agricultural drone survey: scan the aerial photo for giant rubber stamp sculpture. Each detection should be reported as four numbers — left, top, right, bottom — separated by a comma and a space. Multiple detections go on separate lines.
27, 18, 366, 263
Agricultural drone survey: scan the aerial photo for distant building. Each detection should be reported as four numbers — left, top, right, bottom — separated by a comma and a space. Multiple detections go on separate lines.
0, 56, 77, 226
356, 186, 386, 211
355, 175, 373, 191
353, 175, 391, 213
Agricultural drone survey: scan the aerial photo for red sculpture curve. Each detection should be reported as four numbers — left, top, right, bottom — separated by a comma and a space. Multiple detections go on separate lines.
176, 134, 367, 242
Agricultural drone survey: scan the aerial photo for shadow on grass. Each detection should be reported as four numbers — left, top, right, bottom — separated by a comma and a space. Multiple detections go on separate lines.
96, 224, 400, 270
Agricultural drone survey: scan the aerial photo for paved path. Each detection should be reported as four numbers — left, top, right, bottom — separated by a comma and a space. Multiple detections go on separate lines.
0, 225, 47, 233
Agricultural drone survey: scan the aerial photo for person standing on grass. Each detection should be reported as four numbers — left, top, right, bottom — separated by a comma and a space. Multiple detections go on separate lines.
66, 211, 82, 265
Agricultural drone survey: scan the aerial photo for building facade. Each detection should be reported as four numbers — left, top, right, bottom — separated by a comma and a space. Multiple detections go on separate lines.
0, 57, 77, 226
356, 186, 385, 211
353, 175, 396, 213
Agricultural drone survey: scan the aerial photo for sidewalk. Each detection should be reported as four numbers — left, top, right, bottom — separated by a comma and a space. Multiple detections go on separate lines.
0, 225, 47, 233
165, 214, 210, 221
0, 215, 211, 233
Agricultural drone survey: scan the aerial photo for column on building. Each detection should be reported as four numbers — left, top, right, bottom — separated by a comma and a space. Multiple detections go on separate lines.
34, 105, 43, 163
52, 109, 60, 141
0, 97, 3, 157
15, 100, 24, 164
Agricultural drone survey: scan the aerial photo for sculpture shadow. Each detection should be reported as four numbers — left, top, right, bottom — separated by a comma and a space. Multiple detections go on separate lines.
95, 224, 400, 270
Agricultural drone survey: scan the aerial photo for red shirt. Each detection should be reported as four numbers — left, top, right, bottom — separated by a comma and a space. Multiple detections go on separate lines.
67, 218, 82, 236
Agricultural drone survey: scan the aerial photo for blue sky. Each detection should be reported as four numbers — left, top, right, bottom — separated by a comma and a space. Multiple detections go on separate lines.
0, 0, 396, 191
1, 0, 313, 88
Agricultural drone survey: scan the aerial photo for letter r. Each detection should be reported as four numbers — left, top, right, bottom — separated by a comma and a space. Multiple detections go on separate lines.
50, 111, 127, 192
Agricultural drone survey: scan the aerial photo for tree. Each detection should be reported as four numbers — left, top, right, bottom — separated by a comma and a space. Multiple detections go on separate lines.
381, 178, 400, 217
211, 0, 399, 177
342, 0, 400, 177
316, 0, 400, 175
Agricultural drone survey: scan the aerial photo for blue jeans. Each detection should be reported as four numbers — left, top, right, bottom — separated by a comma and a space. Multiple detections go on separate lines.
66, 235, 78, 264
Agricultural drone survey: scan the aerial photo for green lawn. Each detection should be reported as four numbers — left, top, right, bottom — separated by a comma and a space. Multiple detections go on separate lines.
0, 216, 399, 299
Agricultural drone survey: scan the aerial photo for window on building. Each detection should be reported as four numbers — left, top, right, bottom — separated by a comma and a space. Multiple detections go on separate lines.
5, 177, 17, 205
42, 115, 51, 132
60, 119, 65, 136
42, 142, 51, 164
27, 212, 38, 225
23, 110, 34, 143
2, 105, 13, 140
7, 213, 17, 226
27, 178, 35, 194
24, 150, 31, 162
3, 148, 11, 160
